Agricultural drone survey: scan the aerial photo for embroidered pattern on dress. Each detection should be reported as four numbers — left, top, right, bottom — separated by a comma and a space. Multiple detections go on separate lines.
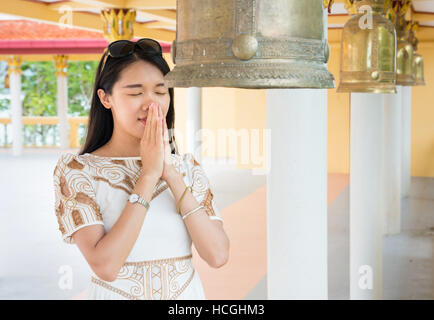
53, 154, 104, 243
53, 152, 212, 244
91, 255, 195, 300
91, 176, 132, 195
83, 153, 186, 200
201, 189, 216, 218
189, 156, 219, 218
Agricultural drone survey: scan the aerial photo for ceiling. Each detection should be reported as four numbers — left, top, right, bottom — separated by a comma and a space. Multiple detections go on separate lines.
1, 0, 434, 44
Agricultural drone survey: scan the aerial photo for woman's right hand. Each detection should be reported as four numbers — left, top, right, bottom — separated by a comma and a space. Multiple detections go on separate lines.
140, 102, 164, 183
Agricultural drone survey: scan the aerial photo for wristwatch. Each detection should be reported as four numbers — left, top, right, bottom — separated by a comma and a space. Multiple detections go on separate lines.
128, 193, 150, 210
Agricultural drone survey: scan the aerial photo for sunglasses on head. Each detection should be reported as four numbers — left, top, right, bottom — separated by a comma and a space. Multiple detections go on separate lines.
100, 38, 163, 74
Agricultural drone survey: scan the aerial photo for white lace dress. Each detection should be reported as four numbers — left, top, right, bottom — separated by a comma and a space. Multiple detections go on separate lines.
52, 152, 224, 300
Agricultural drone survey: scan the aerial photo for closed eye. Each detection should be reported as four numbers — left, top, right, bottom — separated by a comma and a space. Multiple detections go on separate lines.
128, 93, 142, 96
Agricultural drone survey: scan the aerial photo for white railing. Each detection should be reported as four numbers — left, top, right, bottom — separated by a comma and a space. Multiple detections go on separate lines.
0, 116, 88, 148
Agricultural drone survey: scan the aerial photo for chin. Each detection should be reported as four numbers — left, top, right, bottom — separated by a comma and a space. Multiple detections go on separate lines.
133, 131, 144, 140
128, 127, 143, 140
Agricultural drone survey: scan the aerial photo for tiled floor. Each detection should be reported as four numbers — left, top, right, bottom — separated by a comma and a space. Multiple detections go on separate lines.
0, 148, 432, 299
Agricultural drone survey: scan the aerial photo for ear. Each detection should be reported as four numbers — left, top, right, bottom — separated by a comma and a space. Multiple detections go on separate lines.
97, 89, 112, 110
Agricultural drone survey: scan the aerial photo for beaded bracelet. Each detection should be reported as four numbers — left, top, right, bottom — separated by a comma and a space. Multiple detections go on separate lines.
182, 205, 205, 220
176, 185, 192, 215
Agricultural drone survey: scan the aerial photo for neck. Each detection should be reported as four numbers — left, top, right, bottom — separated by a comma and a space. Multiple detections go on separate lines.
104, 124, 141, 157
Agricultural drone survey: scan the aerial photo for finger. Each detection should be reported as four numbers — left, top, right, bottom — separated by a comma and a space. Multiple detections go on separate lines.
144, 103, 153, 141
150, 103, 157, 144
156, 105, 163, 146
158, 102, 162, 118
164, 120, 172, 157
163, 118, 169, 139
163, 118, 169, 146
164, 121, 172, 164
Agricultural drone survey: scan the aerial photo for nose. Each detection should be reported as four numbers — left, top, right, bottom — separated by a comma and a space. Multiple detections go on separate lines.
141, 98, 156, 111
138, 90, 154, 108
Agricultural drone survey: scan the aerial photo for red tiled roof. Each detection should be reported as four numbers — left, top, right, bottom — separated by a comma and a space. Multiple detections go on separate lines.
0, 20, 171, 54
0, 20, 104, 40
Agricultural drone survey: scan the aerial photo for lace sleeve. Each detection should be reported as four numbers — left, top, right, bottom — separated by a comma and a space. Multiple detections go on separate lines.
53, 153, 104, 244
184, 153, 224, 224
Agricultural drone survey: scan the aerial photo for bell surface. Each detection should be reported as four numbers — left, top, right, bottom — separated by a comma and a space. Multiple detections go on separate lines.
337, 0, 397, 94
164, 0, 335, 89
413, 53, 425, 86
395, 15, 415, 85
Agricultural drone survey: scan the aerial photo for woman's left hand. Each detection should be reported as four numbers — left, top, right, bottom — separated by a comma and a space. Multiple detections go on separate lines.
160, 106, 177, 181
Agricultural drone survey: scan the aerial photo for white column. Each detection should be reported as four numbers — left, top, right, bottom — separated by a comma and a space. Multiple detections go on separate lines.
8, 56, 23, 156
401, 86, 412, 198
55, 55, 69, 150
382, 87, 402, 235
266, 89, 328, 299
186, 87, 202, 161
350, 93, 383, 299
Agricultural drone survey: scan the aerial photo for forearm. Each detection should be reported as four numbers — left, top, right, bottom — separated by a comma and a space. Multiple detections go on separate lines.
93, 174, 158, 280
166, 170, 229, 267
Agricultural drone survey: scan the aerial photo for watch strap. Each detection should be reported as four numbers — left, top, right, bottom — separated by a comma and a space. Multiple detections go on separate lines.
137, 196, 150, 210
130, 193, 150, 210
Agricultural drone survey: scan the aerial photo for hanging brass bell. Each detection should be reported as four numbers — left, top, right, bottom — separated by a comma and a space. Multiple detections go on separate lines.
395, 15, 414, 85
337, 0, 397, 93
413, 53, 425, 86
164, 0, 334, 89
408, 22, 425, 86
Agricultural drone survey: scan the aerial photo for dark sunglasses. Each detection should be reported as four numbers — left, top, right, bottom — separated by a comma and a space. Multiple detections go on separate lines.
100, 38, 162, 74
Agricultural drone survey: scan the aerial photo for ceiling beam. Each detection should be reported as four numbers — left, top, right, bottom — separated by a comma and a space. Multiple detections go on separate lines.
126, 0, 176, 10
143, 21, 175, 29
49, 2, 96, 11
138, 9, 176, 24
66, 0, 176, 10
69, 0, 126, 7
412, 11, 434, 22
50, 1, 176, 27
328, 15, 349, 25
0, 53, 102, 61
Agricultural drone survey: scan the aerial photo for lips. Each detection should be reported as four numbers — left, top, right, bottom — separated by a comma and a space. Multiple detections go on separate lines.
138, 117, 147, 125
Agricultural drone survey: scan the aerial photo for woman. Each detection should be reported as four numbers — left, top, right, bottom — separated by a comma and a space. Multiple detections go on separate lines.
52, 38, 230, 300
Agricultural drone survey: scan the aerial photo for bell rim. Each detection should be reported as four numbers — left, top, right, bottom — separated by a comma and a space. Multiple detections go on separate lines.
164, 63, 336, 89
337, 83, 397, 94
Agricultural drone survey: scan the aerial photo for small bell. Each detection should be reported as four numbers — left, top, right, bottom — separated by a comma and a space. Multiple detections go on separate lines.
394, 15, 414, 85
413, 53, 425, 86
407, 21, 425, 86
337, 0, 397, 93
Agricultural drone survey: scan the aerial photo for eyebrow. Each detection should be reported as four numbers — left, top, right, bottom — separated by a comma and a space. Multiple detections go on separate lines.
122, 83, 166, 88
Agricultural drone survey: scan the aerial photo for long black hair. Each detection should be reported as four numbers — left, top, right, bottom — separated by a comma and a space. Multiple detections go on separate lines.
79, 43, 179, 156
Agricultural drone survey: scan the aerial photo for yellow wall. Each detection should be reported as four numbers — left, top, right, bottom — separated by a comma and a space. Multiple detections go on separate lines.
168, 40, 434, 178
411, 42, 434, 177
327, 43, 350, 174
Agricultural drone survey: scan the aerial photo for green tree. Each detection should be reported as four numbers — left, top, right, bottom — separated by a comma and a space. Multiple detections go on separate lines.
21, 61, 57, 116
0, 59, 98, 146
0, 61, 9, 114
68, 60, 99, 116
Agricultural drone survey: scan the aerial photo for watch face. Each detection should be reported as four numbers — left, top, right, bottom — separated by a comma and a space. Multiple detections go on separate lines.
129, 194, 139, 203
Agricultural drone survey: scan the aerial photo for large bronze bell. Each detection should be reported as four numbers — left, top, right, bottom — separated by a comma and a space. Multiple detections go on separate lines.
395, 15, 414, 85
164, 0, 334, 89
337, 0, 397, 93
